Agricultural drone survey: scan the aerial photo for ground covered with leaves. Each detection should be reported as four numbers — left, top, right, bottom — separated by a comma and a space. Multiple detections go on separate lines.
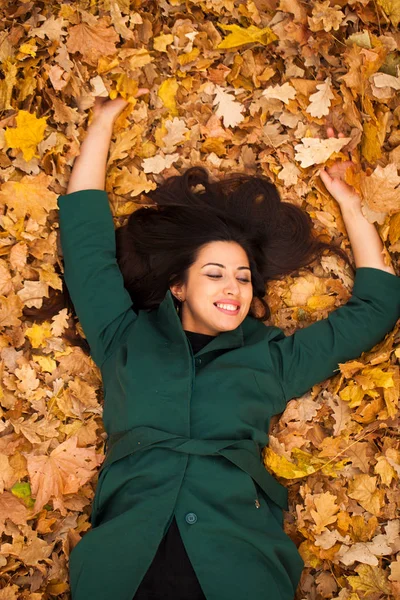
0, 0, 399, 598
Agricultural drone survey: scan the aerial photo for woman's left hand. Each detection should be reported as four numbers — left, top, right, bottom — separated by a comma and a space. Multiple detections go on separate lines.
91, 88, 149, 127
319, 127, 362, 211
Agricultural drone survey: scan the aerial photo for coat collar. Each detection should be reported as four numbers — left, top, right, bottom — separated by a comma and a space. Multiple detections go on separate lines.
157, 289, 245, 356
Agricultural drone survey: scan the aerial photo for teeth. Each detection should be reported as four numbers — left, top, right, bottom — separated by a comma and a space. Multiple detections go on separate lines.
215, 303, 238, 311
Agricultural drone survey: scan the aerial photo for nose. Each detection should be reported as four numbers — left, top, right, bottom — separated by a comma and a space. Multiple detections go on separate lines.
223, 276, 240, 296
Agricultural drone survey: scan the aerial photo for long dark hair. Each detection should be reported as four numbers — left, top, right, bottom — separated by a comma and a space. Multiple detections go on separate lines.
25, 166, 354, 354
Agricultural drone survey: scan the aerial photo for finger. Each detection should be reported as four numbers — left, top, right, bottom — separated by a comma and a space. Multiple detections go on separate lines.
326, 126, 335, 137
319, 168, 333, 184
136, 87, 150, 96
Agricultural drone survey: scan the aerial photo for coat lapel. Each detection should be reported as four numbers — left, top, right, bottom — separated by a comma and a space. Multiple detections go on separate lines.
156, 289, 245, 357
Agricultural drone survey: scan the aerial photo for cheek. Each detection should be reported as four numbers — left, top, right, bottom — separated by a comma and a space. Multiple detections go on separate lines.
188, 297, 212, 317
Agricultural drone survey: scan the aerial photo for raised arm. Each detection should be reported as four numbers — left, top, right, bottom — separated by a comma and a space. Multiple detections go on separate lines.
66, 96, 130, 193
57, 95, 144, 368
269, 128, 399, 407
318, 126, 395, 276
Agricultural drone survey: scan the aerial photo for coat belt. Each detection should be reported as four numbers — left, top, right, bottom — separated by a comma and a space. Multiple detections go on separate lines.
99, 426, 288, 511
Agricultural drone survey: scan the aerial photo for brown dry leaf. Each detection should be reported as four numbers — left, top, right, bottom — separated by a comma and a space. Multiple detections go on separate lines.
0, 293, 24, 328
278, 0, 308, 23
24, 436, 103, 514
0, 491, 29, 531
359, 163, 400, 220
310, 492, 339, 535
339, 45, 387, 96
305, 76, 335, 118
389, 555, 400, 582
294, 136, 352, 168
50, 308, 70, 337
374, 456, 397, 486
261, 82, 297, 104
315, 571, 338, 597
347, 474, 385, 516
308, 1, 345, 32
10, 414, 60, 444
66, 19, 120, 66
1, 525, 54, 568
16, 280, 49, 310
277, 161, 301, 186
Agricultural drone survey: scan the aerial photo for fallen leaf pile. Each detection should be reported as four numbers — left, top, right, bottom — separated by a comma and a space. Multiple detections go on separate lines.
0, 0, 399, 598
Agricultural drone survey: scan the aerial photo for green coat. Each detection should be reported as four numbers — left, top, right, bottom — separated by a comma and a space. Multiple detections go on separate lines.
57, 189, 400, 600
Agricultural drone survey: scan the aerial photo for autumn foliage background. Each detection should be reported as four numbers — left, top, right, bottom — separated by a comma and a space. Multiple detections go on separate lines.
0, 0, 400, 598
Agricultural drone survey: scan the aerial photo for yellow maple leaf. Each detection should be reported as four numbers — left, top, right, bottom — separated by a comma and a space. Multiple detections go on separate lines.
389, 212, 400, 245
361, 120, 383, 163
292, 448, 348, 478
25, 323, 52, 349
264, 447, 315, 478
336, 510, 352, 534
297, 540, 324, 569
307, 294, 336, 310
4, 110, 47, 162
0, 173, 58, 226
39, 264, 63, 292
361, 366, 394, 388
216, 23, 278, 49
349, 514, 379, 542
153, 33, 174, 52
32, 355, 57, 374
19, 42, 37, 57
158, 78, 179, 116
339, 381, 365, 408
201, 138, 227, 156
384, 385, 398, 418
178, 47, 200, 66
265, 447, 347, 479
377, 0, 400, 27
347, 563, 392, 595
109, 74, 140, 104
374, 456, 397, 486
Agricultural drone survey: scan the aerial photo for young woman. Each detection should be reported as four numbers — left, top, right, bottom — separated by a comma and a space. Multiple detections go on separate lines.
57, 96, 400, 600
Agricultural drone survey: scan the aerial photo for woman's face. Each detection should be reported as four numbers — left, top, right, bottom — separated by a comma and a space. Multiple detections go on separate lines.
170, 241, 254, 336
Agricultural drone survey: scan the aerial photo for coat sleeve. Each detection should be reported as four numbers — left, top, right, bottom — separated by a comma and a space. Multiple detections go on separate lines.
57, 189, 137, 368
268, 267, 400, 406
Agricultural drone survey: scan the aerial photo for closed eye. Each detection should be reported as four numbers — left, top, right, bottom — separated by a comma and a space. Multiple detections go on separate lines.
207, 275, 251, 283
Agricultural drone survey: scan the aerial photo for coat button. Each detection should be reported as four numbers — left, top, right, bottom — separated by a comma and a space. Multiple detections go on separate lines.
195, 358, 202, 365
185, 512, 198, 524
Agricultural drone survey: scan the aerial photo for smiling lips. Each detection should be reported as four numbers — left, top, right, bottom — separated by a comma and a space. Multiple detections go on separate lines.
214, 302, 240, 315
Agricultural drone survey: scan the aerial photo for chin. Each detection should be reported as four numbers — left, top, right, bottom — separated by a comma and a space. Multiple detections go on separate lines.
217, 322, 239, 332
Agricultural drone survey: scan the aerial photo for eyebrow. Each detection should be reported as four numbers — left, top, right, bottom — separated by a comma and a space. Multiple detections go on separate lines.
201, 262, 251, 271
